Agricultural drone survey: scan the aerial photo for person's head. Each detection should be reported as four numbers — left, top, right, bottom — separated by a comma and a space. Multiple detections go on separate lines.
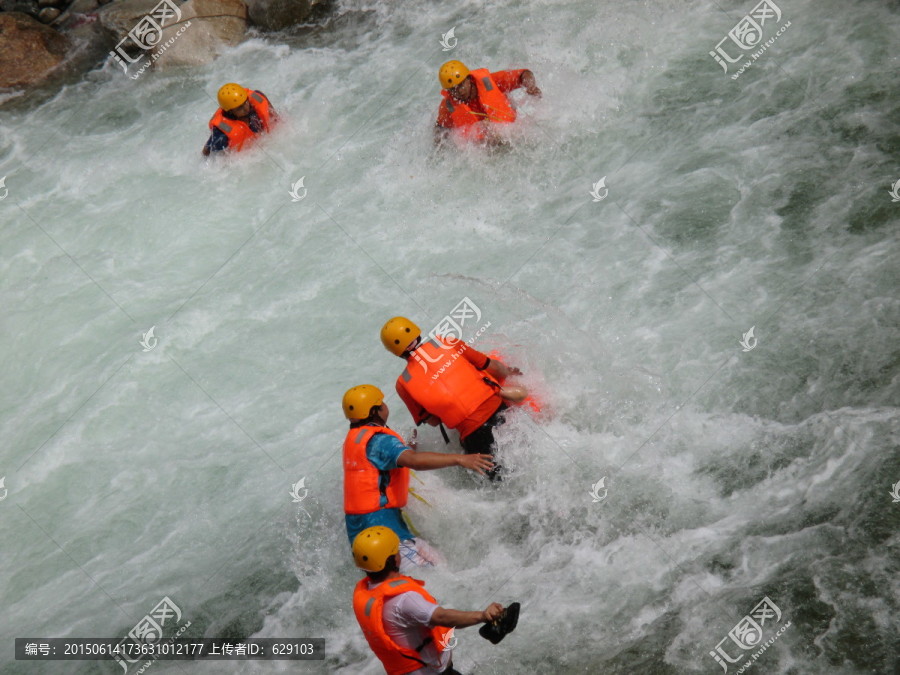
342, 384, 388, 425
380, 316, 421, 358
353, 526, 401, 582
217, 83, 251, 118
439, 60, 476, 103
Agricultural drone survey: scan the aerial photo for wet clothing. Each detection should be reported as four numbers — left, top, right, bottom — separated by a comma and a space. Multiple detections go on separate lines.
383, 591, 451, 675
344, 427, 414, 543
344, 426, 410, 514
460, 404, 508, 482
436, 69, 526, 140
204, 89, 276, 154
353, 575, 453, 675
396, 337, 504, 440
460, 404, 508, 455
398, 538, 439, 572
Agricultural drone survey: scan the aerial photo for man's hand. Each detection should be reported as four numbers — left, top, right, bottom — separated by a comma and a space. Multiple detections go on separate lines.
433, 124, 448, 146
406, 429, 418, 450
520, 70, 541, 98
481, 603, 505, 623
483, 124, 507, 147
486, 359, 523, 381
457, 453, 495, 475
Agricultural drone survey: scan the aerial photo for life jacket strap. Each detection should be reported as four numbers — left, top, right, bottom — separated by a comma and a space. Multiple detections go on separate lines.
482, 377, 501, 390
396, 634, 434, 667
399, 653, 429, 666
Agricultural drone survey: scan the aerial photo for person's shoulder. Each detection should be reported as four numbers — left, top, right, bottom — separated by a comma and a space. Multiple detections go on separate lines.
367, 430, 405, 455
388, 587, 435, 614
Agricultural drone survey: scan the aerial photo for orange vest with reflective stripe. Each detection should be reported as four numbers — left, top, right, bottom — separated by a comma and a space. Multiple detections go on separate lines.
344, 425, 409, 515
439, 68, 517, 139
353, 575, 453, 675
208, 89, 273, 152
399, 337, 502, 430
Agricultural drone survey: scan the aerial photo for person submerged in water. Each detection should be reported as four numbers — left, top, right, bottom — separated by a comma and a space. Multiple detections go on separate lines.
380, 317, 528, 482
341, 385, 494, 570
351, 526, 517, 675
202, 82, 278, 156
433, 60, 541, 146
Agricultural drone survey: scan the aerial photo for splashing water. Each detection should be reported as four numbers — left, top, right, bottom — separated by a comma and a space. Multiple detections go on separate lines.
1, 0, 898, 673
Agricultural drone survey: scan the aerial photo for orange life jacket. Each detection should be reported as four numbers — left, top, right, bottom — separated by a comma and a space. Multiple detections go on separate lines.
344, 426, 410, 515
207, 89, 273, 152
439, 68, 517, 141
352, 575, 453, 675
399, 337, 502, 430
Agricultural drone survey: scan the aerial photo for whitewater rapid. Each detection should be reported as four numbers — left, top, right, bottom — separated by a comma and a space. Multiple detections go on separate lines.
1, 0, 898, 673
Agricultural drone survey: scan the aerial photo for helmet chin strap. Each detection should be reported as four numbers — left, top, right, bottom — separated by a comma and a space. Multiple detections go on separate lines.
403, 336, 423, 357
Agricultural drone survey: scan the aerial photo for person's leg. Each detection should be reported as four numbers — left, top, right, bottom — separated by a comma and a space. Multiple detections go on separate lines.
398, 538, 442, 572
460, 406, 507, 481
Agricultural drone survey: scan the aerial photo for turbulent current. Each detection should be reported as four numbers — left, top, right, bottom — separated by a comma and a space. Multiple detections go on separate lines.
1, 0, 898, 673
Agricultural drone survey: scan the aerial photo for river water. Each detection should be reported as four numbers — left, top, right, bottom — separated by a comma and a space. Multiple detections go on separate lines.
1, 0, 898, 673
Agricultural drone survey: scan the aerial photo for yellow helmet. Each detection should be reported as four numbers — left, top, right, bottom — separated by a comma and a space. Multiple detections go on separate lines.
439, 60, 470, 89
342, 384, 384, 420
217, 83, 248, 111
352, 526, 400, 572
380, 317, 421, 356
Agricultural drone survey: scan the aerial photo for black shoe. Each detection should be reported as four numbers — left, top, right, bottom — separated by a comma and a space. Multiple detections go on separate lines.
479, 602, 520, 644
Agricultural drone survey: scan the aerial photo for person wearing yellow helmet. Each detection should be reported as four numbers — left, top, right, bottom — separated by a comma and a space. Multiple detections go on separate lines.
351, 526, 514, 675
202, 82, 279, 156
380, 317, 527, 482
434, 60, 541, 145
341, 384, 494, 570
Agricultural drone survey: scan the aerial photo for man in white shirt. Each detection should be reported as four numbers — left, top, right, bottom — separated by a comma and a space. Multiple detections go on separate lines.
351, 526, 507, 675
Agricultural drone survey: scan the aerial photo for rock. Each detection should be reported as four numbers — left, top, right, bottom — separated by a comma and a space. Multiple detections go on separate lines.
55, 0, 99, 21
38, 0, 61, 8
244, 0, 316, 31
64, 0, 100, 12
38, 6, 60, 21
0, 12, 69, 88
99, 0, 247, 69
151, 0, 248, 68
0, 0, 39, 14
97, 0, 169, 37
